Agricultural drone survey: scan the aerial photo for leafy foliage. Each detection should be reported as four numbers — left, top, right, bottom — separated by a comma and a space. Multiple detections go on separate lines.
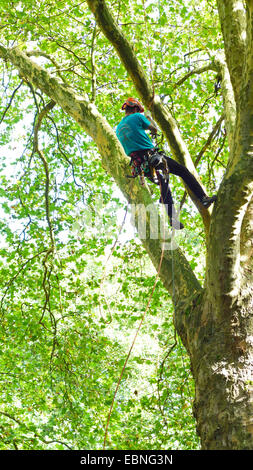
0, 0, 228, 450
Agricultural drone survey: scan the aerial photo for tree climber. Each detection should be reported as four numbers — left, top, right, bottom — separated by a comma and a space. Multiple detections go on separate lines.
116, 98, 217, 230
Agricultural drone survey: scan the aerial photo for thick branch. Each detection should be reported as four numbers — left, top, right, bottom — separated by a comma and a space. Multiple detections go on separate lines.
214, 55, 236, 151
208, 1, 253, 307
207, 178, 253, 314
216, 0, 246, 104
33, 100, 56, 248
0, 44, 202, 305
90, 23, 97, 102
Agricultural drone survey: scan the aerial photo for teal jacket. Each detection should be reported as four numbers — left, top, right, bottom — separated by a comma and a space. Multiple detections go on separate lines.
116, 113, 154, 156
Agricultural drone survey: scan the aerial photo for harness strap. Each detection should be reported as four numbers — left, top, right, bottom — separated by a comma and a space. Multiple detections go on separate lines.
128, 149, 170, 189
129, 150, 151, 178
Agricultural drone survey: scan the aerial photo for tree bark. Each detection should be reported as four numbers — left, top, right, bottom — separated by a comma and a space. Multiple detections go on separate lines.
175, 288, 253, 449
216, 0, 246, 106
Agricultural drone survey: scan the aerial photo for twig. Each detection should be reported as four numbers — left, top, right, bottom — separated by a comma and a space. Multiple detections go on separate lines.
180, 115, 224, 209
0, 80, 23, 124
194, 115, 224, 167
174, 64, 215, 89
0, 250, 48, 315
90, 23, 97, 102
0, 411, 73, 449
33, 100, 56, 248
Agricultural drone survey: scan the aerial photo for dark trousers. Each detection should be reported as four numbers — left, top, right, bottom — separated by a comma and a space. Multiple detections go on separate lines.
130, 150, 206, 219
158, 157, 206, 218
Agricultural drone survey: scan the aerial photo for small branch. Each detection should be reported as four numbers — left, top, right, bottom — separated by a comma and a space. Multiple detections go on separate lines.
201, 92, 216, 111
0, 79, 23, 124
33, 100, 56, 248
194, 115, 225, 167
41, 30, 92, 73
86, 0, 212, 233
32, 100, 58, 350
0, 44, 201, 304
90, 23, 97, 102
27, 50, 69, 86
98, 205, 128, 321
173, 63, 217, 89
180, 115, 225, 209
213, 55, 236, 151
0, 411, 73, 449
47, 115, 91, 201
0, 250, 48, 315
157, 332, 178, 427
26, 80, 42, 112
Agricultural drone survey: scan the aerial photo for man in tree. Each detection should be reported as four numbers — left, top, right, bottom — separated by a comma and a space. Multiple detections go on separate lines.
116, 98, 217, 229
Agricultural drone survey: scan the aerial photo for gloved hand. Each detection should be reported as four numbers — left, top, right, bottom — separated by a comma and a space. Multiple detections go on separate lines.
144, 111, 152, 119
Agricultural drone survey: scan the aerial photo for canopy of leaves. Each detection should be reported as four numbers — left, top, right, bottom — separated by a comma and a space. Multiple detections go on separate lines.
0, 0, 227, 450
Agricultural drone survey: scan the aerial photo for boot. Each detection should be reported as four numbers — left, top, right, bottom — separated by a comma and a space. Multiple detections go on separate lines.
201, 195, 217, 208
170, 218, 184, 230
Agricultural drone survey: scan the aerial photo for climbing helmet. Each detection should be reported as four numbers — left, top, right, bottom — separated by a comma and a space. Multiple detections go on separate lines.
121, 97, 144, 113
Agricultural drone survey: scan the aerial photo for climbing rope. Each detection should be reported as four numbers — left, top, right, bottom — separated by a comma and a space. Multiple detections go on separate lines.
98, 205, 129, 322
103, 186, 167, 450
142, 0, 155, 108
103, 1, 176, 449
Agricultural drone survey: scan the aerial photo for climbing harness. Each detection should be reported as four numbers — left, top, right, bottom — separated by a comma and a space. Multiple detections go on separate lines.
149, 148, 170, 180
127, 145, 172, 221
128, 151, 150, 185
127, 146, 170, 184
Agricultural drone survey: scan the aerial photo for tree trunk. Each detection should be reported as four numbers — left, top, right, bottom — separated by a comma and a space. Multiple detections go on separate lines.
175, 289, 253, 449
